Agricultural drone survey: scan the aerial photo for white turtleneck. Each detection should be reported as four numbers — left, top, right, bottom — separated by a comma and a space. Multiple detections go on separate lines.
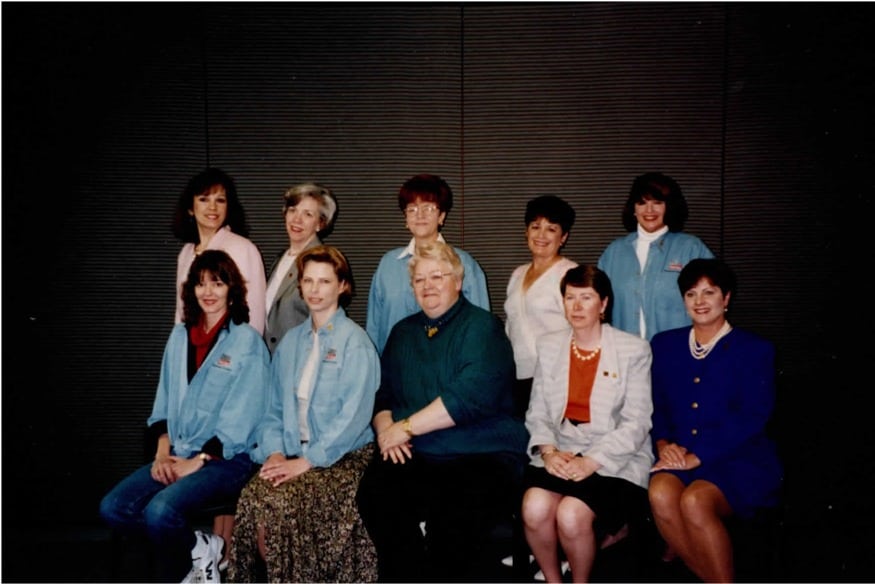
635, 224, 669, 338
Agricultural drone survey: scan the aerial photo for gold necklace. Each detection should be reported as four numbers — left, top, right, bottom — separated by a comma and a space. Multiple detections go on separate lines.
571, 339, 601, 362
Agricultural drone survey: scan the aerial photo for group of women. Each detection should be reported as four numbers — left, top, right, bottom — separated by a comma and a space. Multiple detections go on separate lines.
99, 168, 783, 584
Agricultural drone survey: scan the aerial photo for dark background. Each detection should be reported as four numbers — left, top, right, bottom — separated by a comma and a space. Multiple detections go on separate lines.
3, 3, 874, 581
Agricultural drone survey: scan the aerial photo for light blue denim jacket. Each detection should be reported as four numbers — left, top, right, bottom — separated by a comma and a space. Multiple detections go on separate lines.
366, 236, 490, 354
148, 320, 270, 459
254, 308, 380, 467
598, 231, 713, 340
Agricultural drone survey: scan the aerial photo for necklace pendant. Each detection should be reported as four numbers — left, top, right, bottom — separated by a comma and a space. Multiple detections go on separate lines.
427, 326, 438, 338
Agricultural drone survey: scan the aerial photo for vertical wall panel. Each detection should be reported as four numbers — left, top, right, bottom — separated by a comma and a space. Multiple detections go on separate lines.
200, 5, 463, 325
462, 4, 726, 317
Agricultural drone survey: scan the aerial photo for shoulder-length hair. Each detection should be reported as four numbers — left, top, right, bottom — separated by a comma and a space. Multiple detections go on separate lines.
172, 168, 250, 243
181, 250, 250, 326
621, 172, 689, 233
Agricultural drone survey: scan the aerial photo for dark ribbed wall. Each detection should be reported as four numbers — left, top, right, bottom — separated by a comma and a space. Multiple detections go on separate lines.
4, 4, 873, 578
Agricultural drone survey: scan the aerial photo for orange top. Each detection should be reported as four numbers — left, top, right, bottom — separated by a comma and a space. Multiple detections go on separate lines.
564, 344, 599, 422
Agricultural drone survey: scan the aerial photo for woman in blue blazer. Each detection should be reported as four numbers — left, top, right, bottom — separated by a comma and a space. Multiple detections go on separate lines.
649, 258, 782, 582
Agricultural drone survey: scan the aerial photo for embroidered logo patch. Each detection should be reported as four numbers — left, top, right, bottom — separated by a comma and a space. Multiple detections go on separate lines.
667, 261, 684, 271
217, 354, 232, 368
323, 349, 337, 362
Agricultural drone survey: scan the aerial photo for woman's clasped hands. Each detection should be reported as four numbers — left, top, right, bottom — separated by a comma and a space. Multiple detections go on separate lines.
542, 449, 600, 482
377, 420, 413, 464
259, 452, 312, 487
651, 441, 700, 472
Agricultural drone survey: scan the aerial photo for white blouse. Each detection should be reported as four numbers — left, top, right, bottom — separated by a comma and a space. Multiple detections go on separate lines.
503, 257, 577, 379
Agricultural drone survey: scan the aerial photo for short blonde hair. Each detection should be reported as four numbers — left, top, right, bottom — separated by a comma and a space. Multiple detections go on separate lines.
283, 182, 338, 235
408, 241, 464, 282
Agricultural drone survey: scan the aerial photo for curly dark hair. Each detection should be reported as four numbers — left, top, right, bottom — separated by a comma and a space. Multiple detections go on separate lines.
524, 195, 576, 234
172, 168, 251, 243
181, 250, 250, 326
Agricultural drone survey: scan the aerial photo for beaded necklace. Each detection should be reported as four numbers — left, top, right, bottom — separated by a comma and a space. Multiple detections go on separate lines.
571, 339, 601, 362
688, 321, 732, 360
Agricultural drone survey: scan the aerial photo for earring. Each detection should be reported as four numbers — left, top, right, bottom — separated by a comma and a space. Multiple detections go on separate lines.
599, 312, 606, 321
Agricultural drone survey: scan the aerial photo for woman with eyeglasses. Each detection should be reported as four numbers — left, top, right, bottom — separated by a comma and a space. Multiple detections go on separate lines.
365, 173, 490, 354
357, 241, 528, 582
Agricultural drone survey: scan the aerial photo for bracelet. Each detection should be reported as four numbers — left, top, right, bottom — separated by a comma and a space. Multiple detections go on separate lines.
401, 418, 415, 437
540, 448, 558, 458
198, 452, 211, 463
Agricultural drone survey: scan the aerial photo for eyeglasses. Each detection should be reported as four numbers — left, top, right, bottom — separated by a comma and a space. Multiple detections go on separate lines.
404, 203, 439, 217
412, 271, 453, 288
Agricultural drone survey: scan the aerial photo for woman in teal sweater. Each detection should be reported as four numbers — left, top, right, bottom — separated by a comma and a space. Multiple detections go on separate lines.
357, 241, 528, 582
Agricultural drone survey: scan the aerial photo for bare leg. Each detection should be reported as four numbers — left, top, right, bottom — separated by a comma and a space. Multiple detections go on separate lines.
523, 487, 564, 583
555, 497, 597, 583
649, 473, 699, 573
680, 481, 734, 582
256, 524, 268, 561
212, 514, 234, 566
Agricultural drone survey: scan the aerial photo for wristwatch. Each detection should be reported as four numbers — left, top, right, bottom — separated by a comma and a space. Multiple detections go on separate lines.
198, 452, 210, 463
401, 418, 415, 437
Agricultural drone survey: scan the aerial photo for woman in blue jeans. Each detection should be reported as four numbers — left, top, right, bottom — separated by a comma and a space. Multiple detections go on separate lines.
99, 250, 269, 582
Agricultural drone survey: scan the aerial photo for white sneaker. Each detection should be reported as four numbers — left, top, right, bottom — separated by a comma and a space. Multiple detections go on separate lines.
501, 553, 535, 567
534, 560, 569, 581
181, 530, 225, 583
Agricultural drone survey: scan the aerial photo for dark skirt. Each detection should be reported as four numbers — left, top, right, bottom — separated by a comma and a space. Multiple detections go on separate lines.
227, 443, 378, 583
524, 464, 646, 539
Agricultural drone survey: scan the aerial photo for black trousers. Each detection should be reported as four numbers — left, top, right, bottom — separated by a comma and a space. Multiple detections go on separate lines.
356, 450, 524, 583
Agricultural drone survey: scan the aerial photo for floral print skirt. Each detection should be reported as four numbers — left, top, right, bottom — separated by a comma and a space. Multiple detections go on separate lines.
227, 443, 377, 583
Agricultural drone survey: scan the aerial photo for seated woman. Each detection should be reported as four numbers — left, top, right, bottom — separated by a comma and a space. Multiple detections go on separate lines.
99, 250, 268, 582
228, 245, 381, 583
356, 241, 528, 583
522, 264, 654, 583
648, 258, 783, 582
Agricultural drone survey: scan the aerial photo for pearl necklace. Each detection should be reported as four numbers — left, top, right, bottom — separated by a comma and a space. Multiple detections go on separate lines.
689, 321, 732, 360
571, 339, 601, 362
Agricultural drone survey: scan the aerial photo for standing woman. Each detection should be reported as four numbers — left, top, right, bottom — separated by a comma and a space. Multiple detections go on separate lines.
229, 245, 381, 583
598, 172, 713, 341
173, 168, 267, 335
366, 173, 490, 354
648, 258, 782, 582
504, 195, 577, 418
522, 265, 654, 583
264, 182, 338, 353
99, 250, 269, 582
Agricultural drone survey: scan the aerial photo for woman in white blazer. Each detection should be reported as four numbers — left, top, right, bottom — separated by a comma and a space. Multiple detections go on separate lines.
522, 264, 654, 583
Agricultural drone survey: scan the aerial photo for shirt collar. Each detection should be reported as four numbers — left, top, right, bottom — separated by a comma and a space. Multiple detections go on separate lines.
396, 233, 448, 259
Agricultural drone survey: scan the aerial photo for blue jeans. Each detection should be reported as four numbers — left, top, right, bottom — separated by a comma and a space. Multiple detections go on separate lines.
99, 452, 255, 581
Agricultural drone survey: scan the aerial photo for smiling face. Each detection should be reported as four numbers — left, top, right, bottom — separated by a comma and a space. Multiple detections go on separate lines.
194, 270, 229, 328
412, 257, 461, 319
526, 216, 567, 261
683, 276, 730, 328
634, 196, 667, 233
190, 185, 228, 238
299, 259, 346, 321
563, 284, 608, 333
285, 195, 323, 248
404, 197, 446, 242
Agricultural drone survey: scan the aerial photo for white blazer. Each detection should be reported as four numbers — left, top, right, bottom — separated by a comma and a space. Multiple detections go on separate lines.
525, 324, 654, 488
